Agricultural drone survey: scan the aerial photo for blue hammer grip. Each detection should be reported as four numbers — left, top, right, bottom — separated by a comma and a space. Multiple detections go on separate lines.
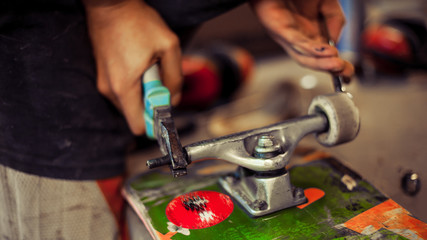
143, 65, 170, 139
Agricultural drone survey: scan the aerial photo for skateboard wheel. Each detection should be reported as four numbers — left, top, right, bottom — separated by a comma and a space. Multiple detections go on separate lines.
308, 92, 360, 147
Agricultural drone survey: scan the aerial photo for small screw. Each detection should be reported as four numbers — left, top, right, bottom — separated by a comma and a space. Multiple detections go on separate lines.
253, 135, 281, 158
401, 172, 421, 196
252, 200, 268, 211
294, 188, 305, 199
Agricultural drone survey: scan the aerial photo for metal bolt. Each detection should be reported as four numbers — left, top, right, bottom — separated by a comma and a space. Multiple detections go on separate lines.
146, 155, 170, 169
252, 200, 268, 211
253, 135, 281, 159
294, 187, 305, 199
401, 172, 421, 196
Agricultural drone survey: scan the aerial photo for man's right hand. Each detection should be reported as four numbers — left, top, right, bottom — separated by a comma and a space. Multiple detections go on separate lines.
83, 0, 182, 135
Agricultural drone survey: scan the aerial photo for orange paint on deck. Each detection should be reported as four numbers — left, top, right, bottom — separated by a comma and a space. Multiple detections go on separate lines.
297, 188, 325, 209
344, 199, 427, 239
156, 231, 177, 240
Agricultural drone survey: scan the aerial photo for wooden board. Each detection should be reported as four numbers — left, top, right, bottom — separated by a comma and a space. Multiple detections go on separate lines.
123, 157, 427, 240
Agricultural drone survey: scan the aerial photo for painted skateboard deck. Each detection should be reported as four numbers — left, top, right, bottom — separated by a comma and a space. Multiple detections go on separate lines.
123, 155, 427, 240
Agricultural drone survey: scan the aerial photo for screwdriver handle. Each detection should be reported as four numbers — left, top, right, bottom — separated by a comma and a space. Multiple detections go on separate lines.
142, 64, 171, 139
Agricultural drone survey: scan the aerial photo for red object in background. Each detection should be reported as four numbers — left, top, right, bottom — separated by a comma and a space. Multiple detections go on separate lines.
165, 191, 234, 229
179, 46, 254, 109
363, 24, 412, 61
97, 176, 129, 240
180, 55, 222, 109
361, 21, 420, 74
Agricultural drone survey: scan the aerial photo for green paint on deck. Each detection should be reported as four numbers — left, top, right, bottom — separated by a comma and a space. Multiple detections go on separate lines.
128, 159, 408, 240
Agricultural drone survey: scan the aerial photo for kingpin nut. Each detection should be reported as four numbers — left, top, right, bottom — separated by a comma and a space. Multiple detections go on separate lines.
253, 135, 281, 159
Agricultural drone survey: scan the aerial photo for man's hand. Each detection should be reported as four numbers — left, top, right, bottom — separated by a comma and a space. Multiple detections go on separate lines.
83, 0, 182, 135
250, 0, 354, 81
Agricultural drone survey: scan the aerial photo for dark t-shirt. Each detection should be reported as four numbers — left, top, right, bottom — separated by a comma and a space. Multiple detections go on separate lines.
0, 0, 245, 180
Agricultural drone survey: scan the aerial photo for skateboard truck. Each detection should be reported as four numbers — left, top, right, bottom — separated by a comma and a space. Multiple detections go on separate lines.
146, 86, 360, 217
144, 56, 360, 216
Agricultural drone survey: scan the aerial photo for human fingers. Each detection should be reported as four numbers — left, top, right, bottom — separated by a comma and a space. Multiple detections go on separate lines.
97, 61, 146, 135
283, 43, 348, 73
158, 35, 183, 106
287, 48, 354, 81
95, 62, 122, 111
250, 0, 339, 58
111, 72, 146, 135
103, 52, 150, 136
270, 27, 340, 58
332, 60, 354, 82
320, 0, 346, 43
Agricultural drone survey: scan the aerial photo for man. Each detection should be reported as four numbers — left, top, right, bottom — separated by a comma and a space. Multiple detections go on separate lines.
0, 0, 353, 239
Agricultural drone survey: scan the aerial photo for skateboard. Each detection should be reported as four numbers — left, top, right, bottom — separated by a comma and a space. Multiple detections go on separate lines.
123, 153, 427, 240
131, 63, 426, 240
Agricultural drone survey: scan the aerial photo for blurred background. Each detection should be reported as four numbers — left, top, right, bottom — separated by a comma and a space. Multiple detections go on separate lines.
130, 0, 427, 222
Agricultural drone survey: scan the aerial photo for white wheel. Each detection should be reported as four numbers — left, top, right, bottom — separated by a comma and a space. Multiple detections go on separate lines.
308, 92, 360, 147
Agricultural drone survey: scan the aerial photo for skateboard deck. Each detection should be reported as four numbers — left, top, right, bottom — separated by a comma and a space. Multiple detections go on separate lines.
123, 155, 427, 240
